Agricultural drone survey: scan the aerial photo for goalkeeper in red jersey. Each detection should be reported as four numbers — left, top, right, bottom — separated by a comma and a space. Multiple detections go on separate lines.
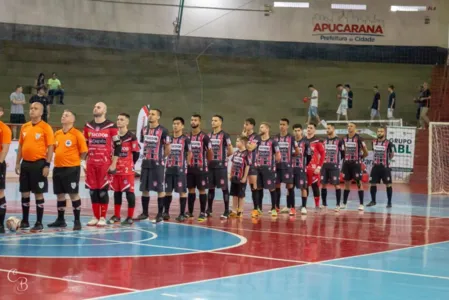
305, 123, 325, 212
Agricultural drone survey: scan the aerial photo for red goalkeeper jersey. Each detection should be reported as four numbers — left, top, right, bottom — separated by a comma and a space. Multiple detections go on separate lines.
84, 120, 119, 165
306, 136, 325, 169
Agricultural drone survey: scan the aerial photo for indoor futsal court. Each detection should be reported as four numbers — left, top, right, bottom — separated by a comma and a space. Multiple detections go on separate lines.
1, 181, 449, 299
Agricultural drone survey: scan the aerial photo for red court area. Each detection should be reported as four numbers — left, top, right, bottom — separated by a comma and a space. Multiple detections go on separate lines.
1, 184, 449, 299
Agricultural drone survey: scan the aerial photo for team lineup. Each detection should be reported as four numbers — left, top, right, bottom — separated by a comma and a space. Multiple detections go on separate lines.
0, 102, 395, 233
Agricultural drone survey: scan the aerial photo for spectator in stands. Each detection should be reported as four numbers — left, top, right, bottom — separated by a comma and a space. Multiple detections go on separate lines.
346, 84, 353, 111
369, 85, 381, 126
47, 72, 65, 105
10, 85, 26, 140
387, 85, 396, 124
29, 87, 50, 122
34, 73, 46, 95
414, 85, 424, 127
418, 82, 431, 130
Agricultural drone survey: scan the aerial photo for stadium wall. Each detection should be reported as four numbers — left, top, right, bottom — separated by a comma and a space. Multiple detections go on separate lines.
0, 0, 447, 64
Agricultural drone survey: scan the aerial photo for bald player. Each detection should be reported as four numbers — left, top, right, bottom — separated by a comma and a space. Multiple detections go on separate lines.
83, 102, 121, 227
15, 102, 54, 232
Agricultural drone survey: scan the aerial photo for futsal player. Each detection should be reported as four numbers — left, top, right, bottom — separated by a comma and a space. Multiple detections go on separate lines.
274, 118, 298, 214
0, 107, 11, 234
137, 108, 170, 224
320, 124, 345, 212
187, 114, 212, 222
207, 115, 233, 219
163, 117, 192, 222
84, 102, 121, 227
305, 123, 325, 212
48, 110, 87, 230
341, 122, 369, 210
15, 102, 54, 232
254, 122, 280, 216
292, 124, 311, 216
108, 113, 140, 225
228, 135, 250, 217
336, 84, 349, 122
242, 118, 261, 217
367, 127, 394, 208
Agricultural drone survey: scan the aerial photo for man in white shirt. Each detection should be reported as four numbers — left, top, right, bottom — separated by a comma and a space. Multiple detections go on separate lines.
306, 85, 326, 127
336, 84, 349, 122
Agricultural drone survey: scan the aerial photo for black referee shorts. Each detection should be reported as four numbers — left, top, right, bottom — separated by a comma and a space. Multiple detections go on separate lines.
53, 166, 81, 194
20, 159, 48, 194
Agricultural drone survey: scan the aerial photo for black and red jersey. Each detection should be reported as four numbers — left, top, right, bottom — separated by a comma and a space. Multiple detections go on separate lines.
208, 130, 231, 169
116, 131, 140, 175
343, 134, 366, 163
230, 149, 251, 182
372, 139, 394, 167
189, 131, 211, 173
274, 134, 296, 169
247, 132, 261, 164
323, 136, 345, 168
293, 138, 310, 171
84, 120, 119, 165
255, 138, 279, 170
140, 125, 170, 168
166, 135, 191, 175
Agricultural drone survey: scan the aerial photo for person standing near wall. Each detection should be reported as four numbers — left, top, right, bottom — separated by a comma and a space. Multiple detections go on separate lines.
336, 84, 349, 123
10, 85, 26, 140
369, 86, 381, 126
346, 84, 353, 111
418, 82, 431, 130
387, 85, 396, 125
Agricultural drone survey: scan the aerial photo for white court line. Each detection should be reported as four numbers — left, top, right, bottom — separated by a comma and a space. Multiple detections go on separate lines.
0, 268, 138, 292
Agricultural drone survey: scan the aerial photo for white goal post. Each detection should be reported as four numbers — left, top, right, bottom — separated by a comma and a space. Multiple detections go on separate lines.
428, 122, 449, 194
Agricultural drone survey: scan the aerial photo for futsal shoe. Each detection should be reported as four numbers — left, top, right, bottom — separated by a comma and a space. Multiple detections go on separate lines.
162, 213, 170, 221
366, 201, 376, 207
358, 205, 364, 211
205, 209, 213, 218
0, 226, 5, 234
133, 213, 149, 221
30, 222, 43, 233
87, 217, 99, 226
301, 207, 307, 215
251, 210, 259, 218
271, 209, 278, 217
107, 216, 121, 224
73, 220, 82, 231
197, 213, 206, 222
175, 214, 186, 222
152, 214, 164, 224
229, 211, 238, 218
237, 211, 243, 218
185, 212, 194, 219
289, 208, 296, 216
386, 203, 392, 208
47, 219, 67, 228
97, 217, 106, 227
334, 206, 340, 212
220, 211, 230, 220
340, 204, 347, 209
121, 217, 134, 226
20, 220, 30, 229
280, 207, 289, 214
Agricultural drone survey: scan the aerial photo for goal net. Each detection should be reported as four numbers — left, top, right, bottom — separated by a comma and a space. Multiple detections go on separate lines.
429, 122, 449, 194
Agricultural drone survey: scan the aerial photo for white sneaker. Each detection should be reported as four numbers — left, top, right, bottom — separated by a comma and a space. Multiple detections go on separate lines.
358, 205, 364, 211
280, 207, 289, 214
97, 217, 106, 227
87, 217, 99, 226
301, 207, 307, 215
335, 206, 340, 212
340, 204, 346, 209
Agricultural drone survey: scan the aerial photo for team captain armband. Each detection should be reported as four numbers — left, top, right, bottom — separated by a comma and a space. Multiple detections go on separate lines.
113, 135, 122, 157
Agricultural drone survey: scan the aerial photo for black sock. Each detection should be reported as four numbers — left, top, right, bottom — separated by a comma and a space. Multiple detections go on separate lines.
387, 186, 393, 205
223, 189, 230, 212
180, 197, 187, 214
370, 186, 377, 203
343, 190, 350, 204
336, 189, 341, 206
21, 197, 30, 222
321, 188, 328, 206
258, 189, 264, 210
0, 197, 6, 226
270, 190, 277, 210
288, 188, 295, 208
188, 193, 196, 214
251, 190, 258, 210
164, 195, 173, 214
207, 189, 215, 212
57, 200, 66, 220
301, 196, 307, 208
199, 193, 207, 213
72, 199, 81, 221
358, 190, 364, 205
142, 196, 150, 216
36, 199, 44, 223
275, 188, 281, 209
157, 197, 164, 215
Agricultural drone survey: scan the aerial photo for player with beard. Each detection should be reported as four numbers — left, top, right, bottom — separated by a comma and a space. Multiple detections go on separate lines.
207, 115, 233, 219
305, 123, 325, 212
292, 124, 311, 215
137, 109, 171, 223
242, 118, 262, 217
83, 102, 121, 227
187, 114, 212, 221
321, 124, 345, 212
254, 122, 280, 216
275, 118, 299, 214
163, 117, 192, 222
341, 122, 368, 211
367, 127, 394, 208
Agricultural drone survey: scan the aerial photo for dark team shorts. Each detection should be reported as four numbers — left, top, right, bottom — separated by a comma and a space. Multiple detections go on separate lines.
209, 168, 228, 190
370, 165, 392, 184
0, 162, 6, 190
248, 166, 258, 176
10, 114, 26, 124
256, 167, 276, 190
140, 166, 165, 193
230, 181, 247, 198
276, 168, 294, 185
53, 166, 81, 194
85, 163, 110, 190
342, 161, 362, 182
165, 173, 187, 194
321, 166, 341, 185
187, 171, 209, 190
111, 174, 135, 193
293, 168, 308, 190
19, 159, 48, 193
